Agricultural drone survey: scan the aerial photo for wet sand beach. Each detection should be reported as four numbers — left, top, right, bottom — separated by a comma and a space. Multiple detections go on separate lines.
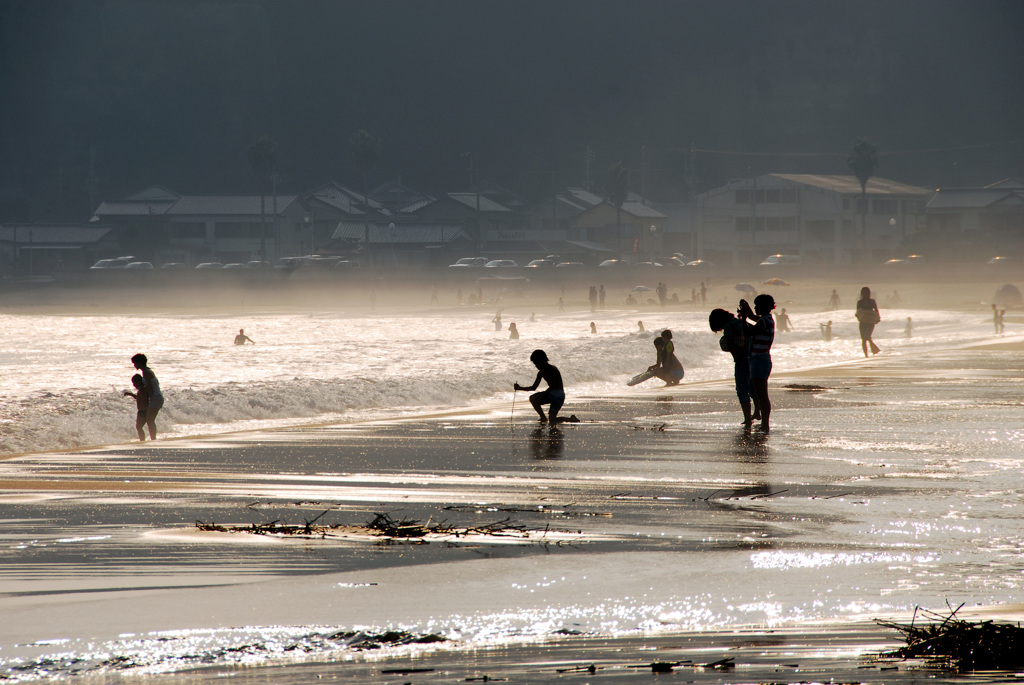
3, 331, 1024, 682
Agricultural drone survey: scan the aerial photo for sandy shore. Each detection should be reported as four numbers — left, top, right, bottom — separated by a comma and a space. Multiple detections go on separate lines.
3, 333, 1024, 681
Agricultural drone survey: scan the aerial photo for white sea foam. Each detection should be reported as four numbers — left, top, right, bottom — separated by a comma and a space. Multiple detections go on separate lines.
0, 306, 1004, 455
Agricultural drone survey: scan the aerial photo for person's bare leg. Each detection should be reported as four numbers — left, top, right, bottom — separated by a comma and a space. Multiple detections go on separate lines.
752, 380, 770, 431
530, 395, 547, 423
740, 400, 753, 428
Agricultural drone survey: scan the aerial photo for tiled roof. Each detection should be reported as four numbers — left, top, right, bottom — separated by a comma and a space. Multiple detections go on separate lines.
927, 189, 1024, 209
447, 193, 511, 212
94, 200, 175, 216
332, 222, 469, 245
771, 174, 930, 196
167, 195, 298, 215
620, 201, 667, 218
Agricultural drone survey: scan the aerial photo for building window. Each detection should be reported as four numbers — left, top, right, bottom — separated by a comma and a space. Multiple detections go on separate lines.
806, 220, 834, 241
170, 222, 205, 239
871, 199, 899, 215
736, 217, 750, 231
735, 189, 751, 204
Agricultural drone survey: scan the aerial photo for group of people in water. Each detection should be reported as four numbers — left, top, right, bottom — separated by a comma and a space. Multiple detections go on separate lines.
122, 283, 960, 441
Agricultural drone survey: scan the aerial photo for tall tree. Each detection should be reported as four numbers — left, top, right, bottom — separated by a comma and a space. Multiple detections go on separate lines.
349, 129, 380, 261
848, 138, 879, 256
247, 135, 278, 260
606, 162, 629, 255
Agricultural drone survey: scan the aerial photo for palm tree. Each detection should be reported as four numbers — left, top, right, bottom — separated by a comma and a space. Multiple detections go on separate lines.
247, 136, 278, 260
349, 129, 380, 261
606, 162, 628, 254
848, 138, 879, 256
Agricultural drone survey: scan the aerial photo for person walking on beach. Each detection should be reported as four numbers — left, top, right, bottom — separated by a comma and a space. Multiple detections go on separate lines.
589, 286, 598, 312
904, 316, 913, 338
122, 374, 150, 441
855, 286, 881, 357
776, 308, 792, 332
234, 328, 255, 345
508, 322, 519, 340
828, 289, 841, 310
992, 304, 1005, 334
739, 294, 775, 432
710, 307, 756, 428
514, 349, 565, 424
700, 281, 707, 305
599, 285, 606, 309
557, 297, 565, 312
130, 353, 164, 440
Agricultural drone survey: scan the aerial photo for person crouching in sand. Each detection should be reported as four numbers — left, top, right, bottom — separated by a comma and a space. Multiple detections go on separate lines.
514, 349, 575, 424
122, 373, 150, 441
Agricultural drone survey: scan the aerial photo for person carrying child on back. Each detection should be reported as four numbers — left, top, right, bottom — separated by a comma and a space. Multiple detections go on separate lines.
123, 373, 150, 441
709, 306, 758, 428
514, 349, 576, 424
738, 294, 775, 432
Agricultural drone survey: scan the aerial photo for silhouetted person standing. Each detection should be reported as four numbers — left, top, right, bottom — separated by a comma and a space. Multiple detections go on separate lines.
855, 286, 880, 357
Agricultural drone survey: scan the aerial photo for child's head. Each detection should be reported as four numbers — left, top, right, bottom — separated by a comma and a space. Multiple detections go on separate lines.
653, 337, 665, 348
753, 294, 775, 315
131, 374, 145, 389
130, 353, 148, 369
661, 329, 672, 340
708, 308, 733, 332
529, 349, 548, 367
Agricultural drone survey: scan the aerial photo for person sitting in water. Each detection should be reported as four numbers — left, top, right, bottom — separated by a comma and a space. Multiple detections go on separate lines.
820, 320, 833, 341
508, 322, 519, 340
493, 313, 502, 331
514, 349, 566, 424
234, 328, 255, 345
590, 322, 597, 334
637, 320, 645, 333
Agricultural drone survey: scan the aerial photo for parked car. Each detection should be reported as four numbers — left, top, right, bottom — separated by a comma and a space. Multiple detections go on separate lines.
987, 256, 1011, 265
449, 257, 489, 268
524, 259, 556, 268
222, 263, 249, 269
333, 260, 361, 269
666, 256, 687, 267
554, 261, 585, 268
759, 254, 802, 266
124, 261, 154, 270
636, 261, 663, 267
195, 262, 224, 269
598, 259, 630, 268
89, 257, 134, 269
484, 259, 519, 268
685, 259, 715, 268
161, 262, 187, 270
884, 254, 925, 266
246, 260, 272, 268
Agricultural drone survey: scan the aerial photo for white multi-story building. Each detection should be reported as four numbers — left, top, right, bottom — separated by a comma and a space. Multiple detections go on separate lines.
696, 174, 930, 265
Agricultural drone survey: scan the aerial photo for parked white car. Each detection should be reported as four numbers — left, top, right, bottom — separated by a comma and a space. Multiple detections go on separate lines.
759, 254, 802, 266
484, 259, 518, 268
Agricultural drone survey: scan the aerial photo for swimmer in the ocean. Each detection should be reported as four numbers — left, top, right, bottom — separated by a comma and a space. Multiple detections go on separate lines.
234, 328, 255, 345
509, 322, 519, 340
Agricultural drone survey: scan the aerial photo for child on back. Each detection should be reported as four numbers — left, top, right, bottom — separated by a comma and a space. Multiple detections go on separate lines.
123, 373, 150, 441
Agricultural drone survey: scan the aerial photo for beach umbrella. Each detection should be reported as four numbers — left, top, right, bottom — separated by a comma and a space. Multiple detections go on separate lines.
763, 277, 790, 286
734, 283, 757, 294
632, 285, 652, 292
993, 283, 1023, 307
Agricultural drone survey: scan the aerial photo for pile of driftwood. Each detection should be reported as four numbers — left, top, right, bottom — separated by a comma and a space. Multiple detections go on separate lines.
366, 512, 527, 539
195, 511, 532, 541
878, 604, 1024, 671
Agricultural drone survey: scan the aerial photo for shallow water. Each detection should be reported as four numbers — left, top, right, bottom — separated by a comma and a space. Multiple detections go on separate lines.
0, 304, 994, 455
2, 304, 1023, 681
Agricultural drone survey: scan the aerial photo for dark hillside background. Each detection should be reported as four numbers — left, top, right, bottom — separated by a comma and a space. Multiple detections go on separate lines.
1, 0, 1022, 221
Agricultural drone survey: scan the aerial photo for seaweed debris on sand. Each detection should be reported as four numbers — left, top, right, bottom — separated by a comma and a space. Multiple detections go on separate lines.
878, 604, 1024, 671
